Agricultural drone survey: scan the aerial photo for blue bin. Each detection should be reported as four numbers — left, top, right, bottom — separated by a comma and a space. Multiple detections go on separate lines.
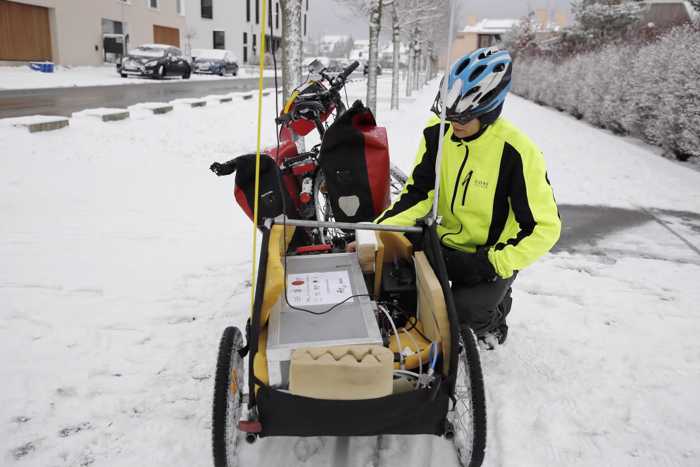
29, 62, 55, 73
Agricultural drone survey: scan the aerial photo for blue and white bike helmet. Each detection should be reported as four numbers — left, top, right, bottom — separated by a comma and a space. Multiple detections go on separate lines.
431, 47, 512, 124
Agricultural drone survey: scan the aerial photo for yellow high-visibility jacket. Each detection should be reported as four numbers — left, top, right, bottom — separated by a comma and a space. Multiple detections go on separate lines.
376, 115, 561, 279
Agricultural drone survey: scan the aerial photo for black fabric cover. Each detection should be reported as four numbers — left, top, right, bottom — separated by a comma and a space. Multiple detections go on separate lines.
234, 153, 299, 222
256, 384, 450, 437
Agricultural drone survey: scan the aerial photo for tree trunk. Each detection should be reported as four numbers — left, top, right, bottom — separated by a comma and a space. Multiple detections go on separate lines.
413, 32, 421, 91
391, 1, 400, 110
366, 0, 383, 115
405, 38, 414, 97
280, 0, 303, 103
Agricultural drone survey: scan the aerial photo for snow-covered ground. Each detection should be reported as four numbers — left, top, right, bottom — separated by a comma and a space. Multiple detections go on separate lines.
2, 76, 700, 467
0, 64, 275, 90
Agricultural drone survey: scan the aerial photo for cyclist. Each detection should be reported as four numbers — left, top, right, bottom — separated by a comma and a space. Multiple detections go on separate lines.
375, 47, 561, 348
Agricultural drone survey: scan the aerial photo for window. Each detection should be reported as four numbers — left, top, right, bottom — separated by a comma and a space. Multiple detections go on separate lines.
306, 0, 308, 10
246, 0, 250, 22
252, 33, 257, 55
275, 2, 279, 30
268, 0, 272, 29
149, 0, 158, 9
243, 33, 248, 63
477, 34, 495, 48
303, 14, 307, 35
102, 18, 125, 34
256, 0, 259, 24
176, 0, 184, 15
213, 31, 225, 49
201, 0, 212, 19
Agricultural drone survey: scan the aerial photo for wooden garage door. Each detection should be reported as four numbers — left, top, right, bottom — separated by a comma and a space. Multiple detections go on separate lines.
153, 25, 180, 47
0, 0, 52, 61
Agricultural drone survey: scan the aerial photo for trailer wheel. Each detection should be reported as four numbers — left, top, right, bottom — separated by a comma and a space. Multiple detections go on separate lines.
212, 326, 245, 467
449, 326, 487, 467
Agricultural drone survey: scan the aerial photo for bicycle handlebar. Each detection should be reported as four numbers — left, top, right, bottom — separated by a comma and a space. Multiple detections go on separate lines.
275, 61, 359, 126
332, 60, 359, 89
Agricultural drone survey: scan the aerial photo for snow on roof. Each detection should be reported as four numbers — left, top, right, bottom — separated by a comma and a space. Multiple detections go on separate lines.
462, 19, 519, 34
645, 0, 699, 20
381, 43, 409, 54
137, 43, 173, 49
352, 39, 370, 48
320, 35, 351, 44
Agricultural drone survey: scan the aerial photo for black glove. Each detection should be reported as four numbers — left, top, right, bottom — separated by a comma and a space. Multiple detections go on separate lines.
210, 159, 238, 176
443, 247, 497, 287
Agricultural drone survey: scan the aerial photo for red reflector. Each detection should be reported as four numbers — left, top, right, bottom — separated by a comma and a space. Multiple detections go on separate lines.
300, 192, 312, 204
296, 244, 332, 254
238, 420, 262, 433
291, 279, 305, 286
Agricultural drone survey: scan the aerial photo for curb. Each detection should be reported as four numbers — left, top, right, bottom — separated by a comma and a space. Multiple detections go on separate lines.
4, 90, 271, 134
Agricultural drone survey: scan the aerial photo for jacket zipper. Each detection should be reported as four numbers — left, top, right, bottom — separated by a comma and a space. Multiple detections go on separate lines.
449, 145, 469, 214
461, 170, 474, 206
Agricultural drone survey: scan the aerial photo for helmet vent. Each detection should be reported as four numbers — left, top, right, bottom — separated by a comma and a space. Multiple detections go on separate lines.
464, 86, 480, 97
479, 88, 498, 104
455, 58, 471, 75
493, 63, 506, 73
469, 65, 487, 82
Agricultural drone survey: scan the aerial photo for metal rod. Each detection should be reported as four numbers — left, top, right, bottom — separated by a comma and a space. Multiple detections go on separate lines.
273, 217, 422, 234
430, 0, 457, 222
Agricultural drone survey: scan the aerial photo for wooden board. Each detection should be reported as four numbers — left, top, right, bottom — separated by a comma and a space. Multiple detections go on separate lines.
0, 0, 52, 61
153, 25, 180, 47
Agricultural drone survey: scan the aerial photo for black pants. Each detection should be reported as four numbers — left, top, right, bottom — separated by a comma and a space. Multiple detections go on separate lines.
451, 274, 516, 335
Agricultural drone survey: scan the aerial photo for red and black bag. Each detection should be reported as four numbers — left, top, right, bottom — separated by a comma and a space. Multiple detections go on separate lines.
319, 100, 391, 223
231, 153, 300, 222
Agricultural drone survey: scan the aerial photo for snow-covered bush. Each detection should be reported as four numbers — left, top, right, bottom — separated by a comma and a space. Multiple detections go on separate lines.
512, 24, 700, 160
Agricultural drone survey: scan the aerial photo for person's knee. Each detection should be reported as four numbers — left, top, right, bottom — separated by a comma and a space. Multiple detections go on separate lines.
452, 282, 514, 333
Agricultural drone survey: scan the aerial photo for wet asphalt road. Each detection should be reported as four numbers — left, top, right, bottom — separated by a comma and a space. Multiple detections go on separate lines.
555, 204, 700, 261
0, 77, 276, 119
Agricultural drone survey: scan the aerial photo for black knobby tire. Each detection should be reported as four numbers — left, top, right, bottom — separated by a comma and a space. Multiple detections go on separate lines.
212, 326, 245, 467
450, 326, 487, 467
312, 169, 344, 243
183, 67, 192, 80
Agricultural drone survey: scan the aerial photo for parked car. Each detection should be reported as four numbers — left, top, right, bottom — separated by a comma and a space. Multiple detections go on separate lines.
191, 49, 239, 76
118, 44, 191, 79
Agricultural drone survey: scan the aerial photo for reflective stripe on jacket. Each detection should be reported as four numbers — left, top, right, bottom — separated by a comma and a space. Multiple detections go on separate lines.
375, 115, 561, 278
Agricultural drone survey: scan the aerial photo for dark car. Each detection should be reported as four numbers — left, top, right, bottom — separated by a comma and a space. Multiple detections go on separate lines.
118, 44, 191, 79
191, 49, 239, 76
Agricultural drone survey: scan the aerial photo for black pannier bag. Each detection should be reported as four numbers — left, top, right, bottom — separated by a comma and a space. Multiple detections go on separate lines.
319, 100, 391, 223
232, 153, 299, 223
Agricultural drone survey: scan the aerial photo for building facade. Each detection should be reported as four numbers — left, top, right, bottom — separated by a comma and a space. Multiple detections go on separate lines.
444, 10, 570, 67
184, 0, 309, 64
0, 0, 187, 65
0, 0, 312, 66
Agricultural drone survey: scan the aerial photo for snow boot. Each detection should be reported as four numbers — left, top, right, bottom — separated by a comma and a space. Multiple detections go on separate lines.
477, 288, 512, 350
